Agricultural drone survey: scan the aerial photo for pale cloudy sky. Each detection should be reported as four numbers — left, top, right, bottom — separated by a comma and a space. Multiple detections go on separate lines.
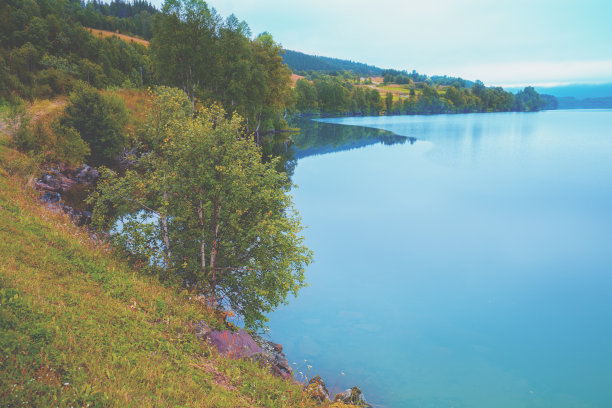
149, 0, 612, 87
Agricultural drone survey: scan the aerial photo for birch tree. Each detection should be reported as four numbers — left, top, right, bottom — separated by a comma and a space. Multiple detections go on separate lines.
90, 87, 311, 329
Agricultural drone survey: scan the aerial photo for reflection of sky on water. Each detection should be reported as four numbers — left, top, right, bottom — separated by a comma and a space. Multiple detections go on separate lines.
272, 110, 612, 408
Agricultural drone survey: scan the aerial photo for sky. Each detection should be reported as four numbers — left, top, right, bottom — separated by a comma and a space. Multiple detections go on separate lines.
149, 0, 612, 87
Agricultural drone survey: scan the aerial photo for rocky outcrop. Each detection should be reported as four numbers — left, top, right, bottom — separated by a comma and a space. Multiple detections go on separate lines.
304, 375, 372, 407
36, 165, 99, 193
334, 386, 372, 407
208, 329, 263, 358
35, 165, 99, 226
42, 191, 61, 204
192, 321, 371, 406
61, 205, 92, 227
251, 333, 293, 379
192, 321, 293, 379
193, 320, 212, 340
305, 375, 331, 402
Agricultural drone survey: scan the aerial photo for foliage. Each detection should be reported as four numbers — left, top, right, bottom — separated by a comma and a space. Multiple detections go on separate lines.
293, 72, 553, 116
150, 0, 293, 134
282, 49, 382, 76
90, 87, 312, 329
295, 78, 318, 113
0, 158, 327, 408
0, 0, 153, 101
75, 0, 158, 40
60, 83, 128, 166
150, 0, 218, 106
514, 86, 546, 111
15, 110, 90, 166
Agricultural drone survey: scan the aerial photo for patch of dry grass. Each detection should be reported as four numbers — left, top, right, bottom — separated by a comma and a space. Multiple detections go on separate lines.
87, 28, 150, 47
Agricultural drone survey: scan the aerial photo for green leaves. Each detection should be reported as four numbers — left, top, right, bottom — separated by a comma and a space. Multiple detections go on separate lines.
60, 83, 129, 167
151, 0, 292, 134
92, 87, 311, 329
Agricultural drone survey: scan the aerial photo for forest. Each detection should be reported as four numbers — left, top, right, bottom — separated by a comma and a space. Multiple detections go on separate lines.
292, 70, 555, 116
0, 0, 293, 134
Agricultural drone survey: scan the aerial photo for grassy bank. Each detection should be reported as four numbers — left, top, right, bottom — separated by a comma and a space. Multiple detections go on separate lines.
0, 128, 347, 407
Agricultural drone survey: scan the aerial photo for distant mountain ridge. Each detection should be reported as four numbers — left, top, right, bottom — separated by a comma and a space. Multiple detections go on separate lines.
557, 97, 612, 109
282, 49, 383, 76
533, 83, 612, 99
505, 83, 612, 108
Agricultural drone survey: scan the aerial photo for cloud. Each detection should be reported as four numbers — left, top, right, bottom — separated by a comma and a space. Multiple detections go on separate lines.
445, 60, 612, 87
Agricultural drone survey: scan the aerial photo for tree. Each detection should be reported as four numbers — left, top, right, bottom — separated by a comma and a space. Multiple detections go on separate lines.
216, 14, 253, 115
514, 86, 543, 112
385, 92, 393, 113
366, 88, 383, 114
60, 83, 128, 166
246, 32, 292, 135
91, 87, 312, 328
295, 78, 318, 113
150, 0, 219, 107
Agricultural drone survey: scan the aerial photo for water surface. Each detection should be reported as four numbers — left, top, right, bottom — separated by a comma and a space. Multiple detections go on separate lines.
269, 110, 612, 408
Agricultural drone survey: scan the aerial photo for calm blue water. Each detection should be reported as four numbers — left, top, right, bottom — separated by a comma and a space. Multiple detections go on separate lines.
268, 110, 612, 408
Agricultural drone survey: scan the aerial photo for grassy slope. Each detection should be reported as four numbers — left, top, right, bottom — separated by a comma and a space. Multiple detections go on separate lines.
86, 28, 150, 47
0, 121, 346, 407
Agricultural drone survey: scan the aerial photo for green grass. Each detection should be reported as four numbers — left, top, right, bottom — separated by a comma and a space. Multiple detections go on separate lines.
377, 84, 412, 94
0, 137, 343, 407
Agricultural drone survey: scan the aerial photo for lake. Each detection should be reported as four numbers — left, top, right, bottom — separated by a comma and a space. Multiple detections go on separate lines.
268, 110, 612, 408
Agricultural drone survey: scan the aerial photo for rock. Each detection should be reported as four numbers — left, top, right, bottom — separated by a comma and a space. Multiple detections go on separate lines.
116, 148, 139, 170
200, 327, 293, 379
58, 175, 76, 192
42, 191, 61, 204
73, 165, 99, 184
73, 210, 92, 226
34, 165, 99, 227
38, 172, 62, 191
208, 329, 263, 359
251, 333, 293, 379
305, 375, 331, 402
61, 205, 92, 226
193, 321, 212, 340
333, 386, 372, 407
250, 351, 293, 380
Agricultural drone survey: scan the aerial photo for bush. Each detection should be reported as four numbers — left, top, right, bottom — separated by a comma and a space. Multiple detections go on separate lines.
14, 111, 89, 167
60, 83, 128, 166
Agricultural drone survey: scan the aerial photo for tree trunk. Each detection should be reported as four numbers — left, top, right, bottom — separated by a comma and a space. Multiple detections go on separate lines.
160, 191, 172, 269
255, 108, 262, 146
209, 202, 221, 307
198, 199, 206, 277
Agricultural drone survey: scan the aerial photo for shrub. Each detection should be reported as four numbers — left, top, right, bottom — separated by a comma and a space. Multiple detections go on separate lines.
60, 83, 128, 166
14, 112, 89, 167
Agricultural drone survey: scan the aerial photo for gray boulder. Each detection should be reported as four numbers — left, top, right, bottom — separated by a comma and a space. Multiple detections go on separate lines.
334, 386, 372, 407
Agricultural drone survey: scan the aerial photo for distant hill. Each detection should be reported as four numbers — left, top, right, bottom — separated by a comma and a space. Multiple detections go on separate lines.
557, 97, 612, 109
505, 83, 612, 99
534, 83, 612, 99
535, 83, 612, 109
282, 49, 383, 76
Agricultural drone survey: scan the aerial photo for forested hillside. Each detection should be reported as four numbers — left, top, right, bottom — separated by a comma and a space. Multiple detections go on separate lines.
0, 0, 294, 136
74, 0, 158, 39
0, 0, 152, 100
293, 71, 555, 116
282, 49, 383, 76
